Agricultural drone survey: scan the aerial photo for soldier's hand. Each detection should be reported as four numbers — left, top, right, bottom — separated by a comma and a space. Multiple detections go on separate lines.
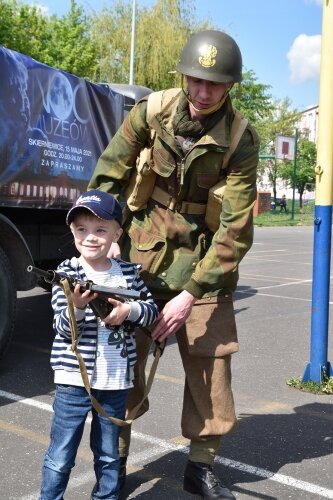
151, 290, 196, 342
107, 242, 121, 259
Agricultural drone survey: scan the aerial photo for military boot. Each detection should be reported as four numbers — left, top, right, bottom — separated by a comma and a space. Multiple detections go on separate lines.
183, 460, 235, 499
119, 456, 127, 490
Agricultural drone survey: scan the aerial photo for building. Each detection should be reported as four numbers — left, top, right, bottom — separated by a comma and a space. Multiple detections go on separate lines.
298, 105, 319, 144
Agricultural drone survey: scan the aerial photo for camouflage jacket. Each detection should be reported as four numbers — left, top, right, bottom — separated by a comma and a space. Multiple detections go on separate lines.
88, 89, 259, 300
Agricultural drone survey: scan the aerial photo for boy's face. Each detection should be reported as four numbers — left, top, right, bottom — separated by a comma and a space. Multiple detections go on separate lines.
70, 212, 123, 267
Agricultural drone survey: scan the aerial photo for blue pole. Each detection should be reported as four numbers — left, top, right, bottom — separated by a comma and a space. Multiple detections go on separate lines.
303, 206, 333, 382
302, 0, 332, 383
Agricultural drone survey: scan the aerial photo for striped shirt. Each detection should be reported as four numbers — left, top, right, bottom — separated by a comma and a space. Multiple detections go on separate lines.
84, 260, 136, 390
51, 256, 158, 389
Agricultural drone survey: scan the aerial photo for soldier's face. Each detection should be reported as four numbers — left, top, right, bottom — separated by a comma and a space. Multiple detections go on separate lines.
186, 76, 231, 118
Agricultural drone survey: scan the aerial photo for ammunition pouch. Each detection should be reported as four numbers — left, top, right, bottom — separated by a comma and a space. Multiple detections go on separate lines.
125, 145, 156, 212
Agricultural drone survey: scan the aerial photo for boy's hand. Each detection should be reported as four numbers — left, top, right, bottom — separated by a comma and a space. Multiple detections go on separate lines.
71, 283, 98, 310
103, 298, 130, 326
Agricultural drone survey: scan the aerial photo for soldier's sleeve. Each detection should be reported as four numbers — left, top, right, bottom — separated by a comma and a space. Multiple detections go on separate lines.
88, 100, 150, 200
185, 124, 260, 297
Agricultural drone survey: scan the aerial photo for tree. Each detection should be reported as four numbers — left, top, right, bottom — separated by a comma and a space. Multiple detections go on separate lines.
230, 69, 273, 127
257, 98, 301, 202
90, 1, 132, 83
280, 137, 316, 210
0, 0, 97, 78
90, 0, 212, 89
0, 0, 296, 143
0, 0, 51, 61
47, 0, 97, 78
134, 0, 206, 90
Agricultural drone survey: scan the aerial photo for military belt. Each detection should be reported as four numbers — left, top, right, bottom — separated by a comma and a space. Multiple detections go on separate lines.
151, 186, 206, 215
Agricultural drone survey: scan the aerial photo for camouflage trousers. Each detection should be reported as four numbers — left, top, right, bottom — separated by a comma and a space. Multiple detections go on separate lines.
119, 296, 238, 455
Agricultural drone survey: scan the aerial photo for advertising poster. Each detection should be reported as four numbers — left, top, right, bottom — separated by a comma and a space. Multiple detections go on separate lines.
0, 45, 126, 208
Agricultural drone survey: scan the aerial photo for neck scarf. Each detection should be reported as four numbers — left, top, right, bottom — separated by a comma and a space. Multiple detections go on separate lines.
172, 92, 226, 138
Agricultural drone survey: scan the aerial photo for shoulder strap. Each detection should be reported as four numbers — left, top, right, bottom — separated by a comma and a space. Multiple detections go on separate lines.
146, 88, 182, 125
222, 109, 248, 169
146, 92, 247, 170
146, 90, 164, 123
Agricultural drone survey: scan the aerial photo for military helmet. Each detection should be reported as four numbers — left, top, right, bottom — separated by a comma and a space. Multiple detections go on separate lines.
176, 30, 242, 83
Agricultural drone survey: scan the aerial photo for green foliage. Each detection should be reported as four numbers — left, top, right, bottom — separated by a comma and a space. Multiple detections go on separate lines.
0, 0, 97, 78
0, 0, 51, 61
322, 375, 333, 394
287, 372, 333, 395
230, 70, 274, 127
0, 0, 307, 131
0, 0, 213, 88
257, 99, 302, 202
135, 0, 195, 89
91, 0, 213, 89
287, 377, 323, 393
280, 137, 317, 208
46, 0, 98, 78
258, 97, 300, 152
90, 1, 133, 83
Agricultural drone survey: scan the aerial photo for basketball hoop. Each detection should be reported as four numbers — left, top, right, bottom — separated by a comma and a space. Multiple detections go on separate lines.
275, 135, 296, 162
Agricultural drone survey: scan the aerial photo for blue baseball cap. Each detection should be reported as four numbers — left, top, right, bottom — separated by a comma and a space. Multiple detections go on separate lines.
66, 190, 122, 226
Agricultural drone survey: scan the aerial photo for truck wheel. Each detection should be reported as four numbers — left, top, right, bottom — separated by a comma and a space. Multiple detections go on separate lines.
0, 247, 16, 359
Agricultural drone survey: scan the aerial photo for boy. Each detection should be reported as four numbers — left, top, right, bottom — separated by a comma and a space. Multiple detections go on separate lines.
39, 190, 158, 500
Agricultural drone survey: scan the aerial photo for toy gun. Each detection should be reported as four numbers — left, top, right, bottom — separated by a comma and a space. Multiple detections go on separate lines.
27, 265, 146, 322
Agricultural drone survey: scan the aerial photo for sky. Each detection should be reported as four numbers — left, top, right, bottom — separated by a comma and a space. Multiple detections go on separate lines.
28, 0, 323, 111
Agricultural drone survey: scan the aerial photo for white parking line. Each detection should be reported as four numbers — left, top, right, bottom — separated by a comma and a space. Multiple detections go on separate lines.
1, 390, 333, 498
249, 249, 288, 253
236, 289, 313, 302
215, 456, 333, 499
246, 256, 312, 265
251, 279, 312, 290
242, 273, 311, 282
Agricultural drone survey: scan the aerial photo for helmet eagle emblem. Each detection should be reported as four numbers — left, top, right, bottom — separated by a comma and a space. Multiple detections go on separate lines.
198, 44, 217, 68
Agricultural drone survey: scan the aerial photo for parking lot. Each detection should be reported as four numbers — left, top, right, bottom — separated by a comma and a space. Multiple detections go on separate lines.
0, 225, 332, 499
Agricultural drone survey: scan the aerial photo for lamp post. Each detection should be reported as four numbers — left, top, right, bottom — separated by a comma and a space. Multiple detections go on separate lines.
291, 129, 298, 221
129, 0, 136, 85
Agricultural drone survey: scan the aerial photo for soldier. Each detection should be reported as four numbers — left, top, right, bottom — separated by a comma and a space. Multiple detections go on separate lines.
88, 30, 259, 500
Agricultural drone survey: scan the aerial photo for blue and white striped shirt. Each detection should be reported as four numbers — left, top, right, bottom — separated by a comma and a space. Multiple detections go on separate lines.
50, 256, 158, 389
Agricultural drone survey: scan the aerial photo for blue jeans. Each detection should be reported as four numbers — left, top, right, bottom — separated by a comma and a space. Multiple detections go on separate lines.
40, 384, 128, 500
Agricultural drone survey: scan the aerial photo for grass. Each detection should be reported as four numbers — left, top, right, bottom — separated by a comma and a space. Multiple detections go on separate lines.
287, 371, 333, 395
254, 201, 315, 227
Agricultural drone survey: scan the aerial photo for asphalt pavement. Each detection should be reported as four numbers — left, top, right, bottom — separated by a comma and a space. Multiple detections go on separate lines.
0, 225, 332, 499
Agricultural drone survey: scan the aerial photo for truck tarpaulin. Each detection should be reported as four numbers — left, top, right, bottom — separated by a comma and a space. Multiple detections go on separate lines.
0, 45, 125, 208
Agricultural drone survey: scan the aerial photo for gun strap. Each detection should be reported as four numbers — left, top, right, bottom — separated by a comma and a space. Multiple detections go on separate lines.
60, 277, 164, 427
